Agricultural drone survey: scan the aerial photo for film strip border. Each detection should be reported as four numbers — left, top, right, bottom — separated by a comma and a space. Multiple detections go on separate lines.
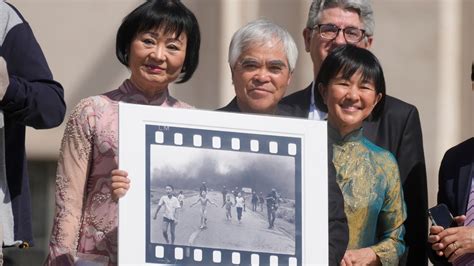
149, 244, 299, 265
147, 125, 301, 156
145, 124, 302, 266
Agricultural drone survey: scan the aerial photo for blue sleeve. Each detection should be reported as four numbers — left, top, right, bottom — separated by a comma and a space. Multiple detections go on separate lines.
0, 17, 65, 129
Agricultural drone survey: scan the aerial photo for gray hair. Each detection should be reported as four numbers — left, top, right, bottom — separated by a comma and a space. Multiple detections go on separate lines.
306, 0, 374, 36
228, 19, 298, 72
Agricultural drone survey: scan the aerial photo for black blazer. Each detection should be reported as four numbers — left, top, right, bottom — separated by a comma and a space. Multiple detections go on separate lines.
217, 97, 292, 116
428, 138, 474, 265
281, 85, 429, 265
218, 97, 349, 266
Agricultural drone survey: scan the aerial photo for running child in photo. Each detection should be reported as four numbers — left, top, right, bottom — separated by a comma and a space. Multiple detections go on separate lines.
190, 190, 218, 229
153, 185, 181, 244
222, 193, 234, 220
177, 191, 185, 208
235, 192, 245, 224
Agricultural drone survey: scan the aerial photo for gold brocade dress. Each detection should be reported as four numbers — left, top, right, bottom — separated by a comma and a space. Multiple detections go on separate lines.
329, 126, 407, 265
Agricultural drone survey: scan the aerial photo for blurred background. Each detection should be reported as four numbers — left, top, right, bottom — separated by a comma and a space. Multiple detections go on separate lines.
6, 0, 473, 264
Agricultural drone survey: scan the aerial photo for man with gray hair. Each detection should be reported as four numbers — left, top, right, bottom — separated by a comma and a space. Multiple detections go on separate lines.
220, 19, 298, 114
219, 19, 349, 265
281, 0, 428, 265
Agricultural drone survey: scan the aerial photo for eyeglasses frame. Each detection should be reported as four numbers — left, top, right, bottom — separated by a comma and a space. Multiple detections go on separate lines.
311, 23, 367, 44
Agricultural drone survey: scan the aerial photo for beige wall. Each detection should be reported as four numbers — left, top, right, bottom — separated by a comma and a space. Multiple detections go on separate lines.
11, 0, 473, 210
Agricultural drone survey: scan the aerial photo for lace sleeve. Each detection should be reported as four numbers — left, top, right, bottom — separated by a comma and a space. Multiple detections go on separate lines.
45, 98, 96, 265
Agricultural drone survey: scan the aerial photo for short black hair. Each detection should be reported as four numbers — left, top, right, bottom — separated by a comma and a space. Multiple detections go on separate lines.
315, 44, 386, 119
116, 0, 200, 83
165, 184, 174, 190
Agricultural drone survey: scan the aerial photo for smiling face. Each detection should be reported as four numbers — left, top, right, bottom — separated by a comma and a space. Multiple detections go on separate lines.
303, 7, 372, 78
231, 40, 292, 114
128, 27, 187, 97
320, 70, 381, 136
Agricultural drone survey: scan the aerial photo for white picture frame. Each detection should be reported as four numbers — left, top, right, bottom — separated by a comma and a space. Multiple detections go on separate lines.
118, 102, 328, 265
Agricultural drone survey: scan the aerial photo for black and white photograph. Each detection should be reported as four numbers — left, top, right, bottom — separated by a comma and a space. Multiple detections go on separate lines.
118, 104, 328, 265
148, 145, 298, 255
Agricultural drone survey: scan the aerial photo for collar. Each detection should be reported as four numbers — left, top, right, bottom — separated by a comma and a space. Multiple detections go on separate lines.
119, 79, 171, 105
309, 81, 328, 120
328, 125, 364, 145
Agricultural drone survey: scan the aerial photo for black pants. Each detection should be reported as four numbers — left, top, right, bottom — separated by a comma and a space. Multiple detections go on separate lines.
236, 207, 243, 221
267, 206, 276, 227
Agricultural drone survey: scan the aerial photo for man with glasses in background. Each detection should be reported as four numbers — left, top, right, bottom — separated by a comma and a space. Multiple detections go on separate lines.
281, 0, 428, 265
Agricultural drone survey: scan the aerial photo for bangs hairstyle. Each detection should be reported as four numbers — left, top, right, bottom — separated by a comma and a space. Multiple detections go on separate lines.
116, 0, 200, 83
315, 44, 385, 119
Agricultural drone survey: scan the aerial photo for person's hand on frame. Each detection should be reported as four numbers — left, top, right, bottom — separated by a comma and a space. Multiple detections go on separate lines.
111, 169, 130, 202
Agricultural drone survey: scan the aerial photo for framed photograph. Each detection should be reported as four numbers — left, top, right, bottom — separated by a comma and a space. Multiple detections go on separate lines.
118, 102, 328, 265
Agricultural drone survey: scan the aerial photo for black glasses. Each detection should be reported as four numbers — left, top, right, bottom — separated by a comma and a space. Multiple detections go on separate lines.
312, 24, 366, 44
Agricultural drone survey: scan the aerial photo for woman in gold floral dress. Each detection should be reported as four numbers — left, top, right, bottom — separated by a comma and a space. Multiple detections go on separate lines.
317, 44, 407, 266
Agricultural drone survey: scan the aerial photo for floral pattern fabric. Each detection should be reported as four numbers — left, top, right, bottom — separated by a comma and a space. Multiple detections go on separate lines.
329, 126, 407, 265
46, 80, 191, 265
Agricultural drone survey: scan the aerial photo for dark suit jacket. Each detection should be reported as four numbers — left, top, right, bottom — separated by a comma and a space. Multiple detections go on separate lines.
281, 85, 429, 265
218, 97, 349, 265
217, 97, 292, 116
428, 138, 474, 265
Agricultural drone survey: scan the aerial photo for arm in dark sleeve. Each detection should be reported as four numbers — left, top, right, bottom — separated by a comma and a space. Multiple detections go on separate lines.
397, 107, 429, 265
328, 161, 348, 265
437, 153, 451, 213
0, 20, 65, 129
426, 153, 451, 265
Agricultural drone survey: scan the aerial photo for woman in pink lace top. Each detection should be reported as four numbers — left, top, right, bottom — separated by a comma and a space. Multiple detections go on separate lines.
45, 1, 200, 265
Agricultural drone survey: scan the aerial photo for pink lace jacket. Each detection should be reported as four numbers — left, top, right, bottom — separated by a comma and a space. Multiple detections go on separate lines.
46, 80, 191, 265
